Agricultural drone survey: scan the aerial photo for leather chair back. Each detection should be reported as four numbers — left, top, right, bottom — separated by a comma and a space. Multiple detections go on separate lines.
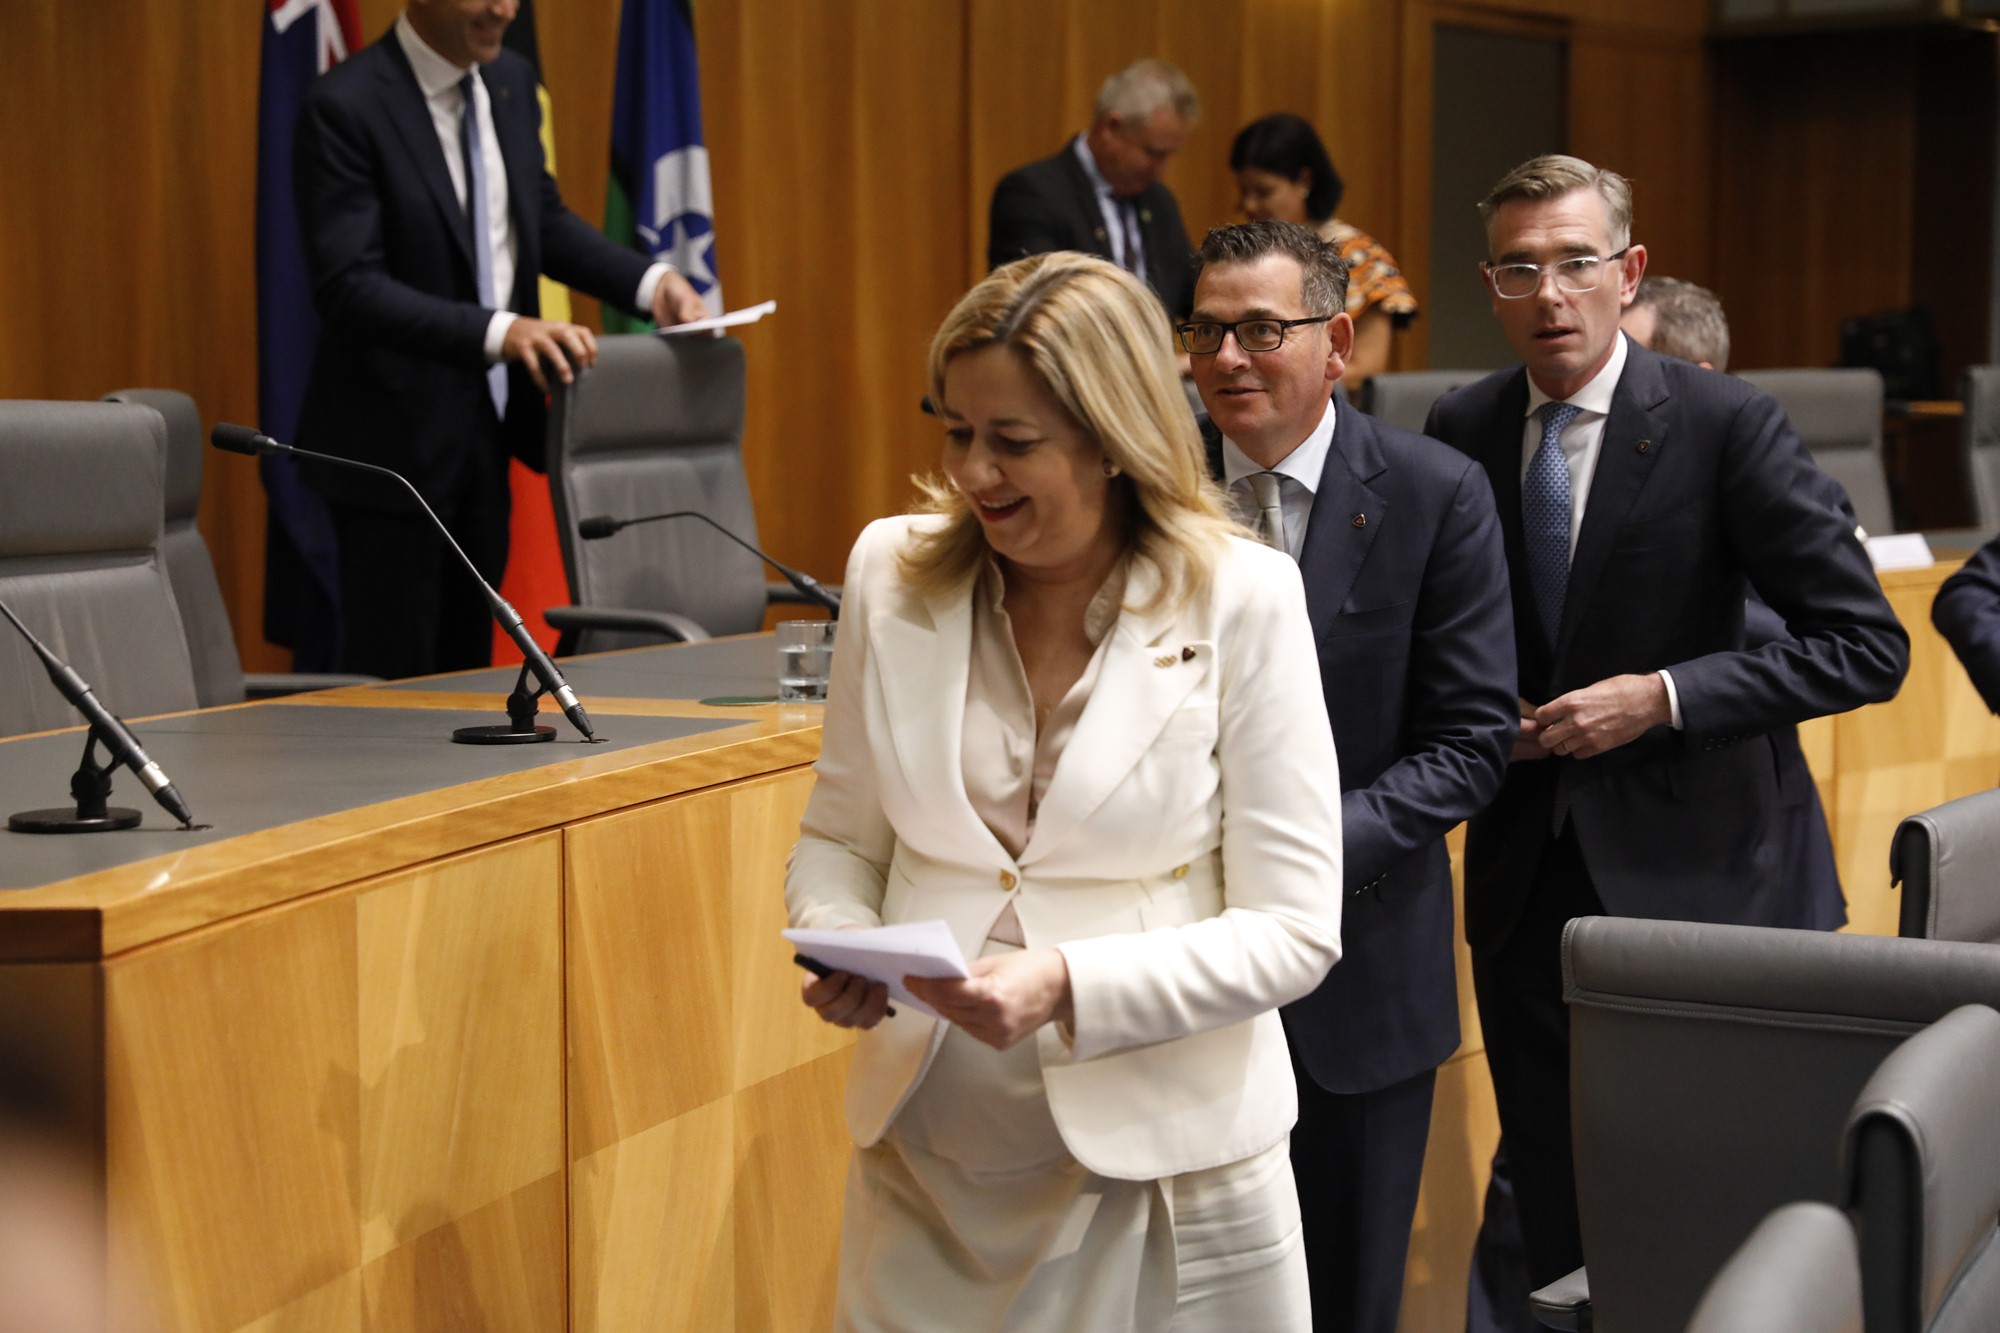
103, 389, 247, 707
1891, 788, 2000, 943
1358, 369, 1486, 434
1684, 1202, 1862, 1333
1563, 915, 2000, 1333
546, 335, 763, 651
1737, 367, 1893, 535
1962, 366, 2000, 528
0, 402, 199, 737
1844, 1004, 2000, 1333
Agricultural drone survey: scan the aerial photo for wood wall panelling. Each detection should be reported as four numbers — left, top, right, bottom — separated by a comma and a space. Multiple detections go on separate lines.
103, 834, 564, 1333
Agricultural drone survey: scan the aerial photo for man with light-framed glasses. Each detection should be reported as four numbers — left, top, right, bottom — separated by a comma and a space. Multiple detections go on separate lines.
1423, 154, 1909, 1320
1186, 219, 1518, 1333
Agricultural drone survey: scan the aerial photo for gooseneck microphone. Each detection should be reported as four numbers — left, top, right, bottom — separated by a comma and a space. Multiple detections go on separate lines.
211, 424, 596, 744
0, 594, 195, 832
578, 510, 840, 615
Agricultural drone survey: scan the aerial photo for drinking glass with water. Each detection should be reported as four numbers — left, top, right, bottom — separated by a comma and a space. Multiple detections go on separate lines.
777, 621, 836, 702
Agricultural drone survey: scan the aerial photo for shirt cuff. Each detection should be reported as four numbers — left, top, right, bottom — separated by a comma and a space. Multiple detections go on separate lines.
483, 311, 518, 363
1658, 669, 1684, 730
635, 262, 674, 318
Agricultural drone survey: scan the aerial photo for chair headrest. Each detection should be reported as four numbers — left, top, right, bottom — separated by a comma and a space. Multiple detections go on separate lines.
103, 389, 203, 522
0, 402, 166, 557
1736, 368, 1884, 450
557, 335, 747, 458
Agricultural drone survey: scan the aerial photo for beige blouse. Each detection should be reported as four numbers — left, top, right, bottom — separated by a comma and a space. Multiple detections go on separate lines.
961, 558, 1128, 944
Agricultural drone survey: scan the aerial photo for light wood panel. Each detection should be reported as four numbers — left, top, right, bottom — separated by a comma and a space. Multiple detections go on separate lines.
564, 768, 854, 1329
105, 834, 564, 1333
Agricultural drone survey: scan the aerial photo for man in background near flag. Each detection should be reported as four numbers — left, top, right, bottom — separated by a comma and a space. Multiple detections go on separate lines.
606, 0, 724, 329
290, 0, 709, 680
257, 0, 363, 672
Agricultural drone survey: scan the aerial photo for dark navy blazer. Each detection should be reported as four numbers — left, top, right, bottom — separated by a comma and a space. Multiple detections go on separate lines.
1935, 532, 2000, 717
1425, 342, 1909, 954
987, 145, 1196, 318
293, 28, 653, 512
1205, 405, 1518, 1095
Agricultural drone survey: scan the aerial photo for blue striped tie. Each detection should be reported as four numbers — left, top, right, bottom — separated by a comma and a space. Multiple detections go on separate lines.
1524, 402, 1579, 649
460, 74, 509, 421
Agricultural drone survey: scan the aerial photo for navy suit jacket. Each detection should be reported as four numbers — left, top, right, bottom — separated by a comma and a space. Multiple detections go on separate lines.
1425, 341, 1909, 953
293, 29, 653, 513
1934, 531, 2000, 716
1205, 405, 1518, 1094
988, 145, 1195, 317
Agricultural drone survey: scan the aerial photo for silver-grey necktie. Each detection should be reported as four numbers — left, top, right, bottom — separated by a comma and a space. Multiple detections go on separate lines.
1248, 470, 1289, 556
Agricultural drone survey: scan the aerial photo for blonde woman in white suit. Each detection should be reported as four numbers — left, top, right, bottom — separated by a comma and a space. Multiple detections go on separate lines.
786, 253, 1344, 1331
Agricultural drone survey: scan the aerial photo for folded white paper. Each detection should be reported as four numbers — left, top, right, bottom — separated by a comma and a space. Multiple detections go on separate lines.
1865, 532, 1934, 571
655, 299, 777, 336
784, 920, 970, 1019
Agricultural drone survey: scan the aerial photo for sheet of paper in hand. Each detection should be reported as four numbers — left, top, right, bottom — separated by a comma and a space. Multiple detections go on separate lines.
783, 919, 971, 1019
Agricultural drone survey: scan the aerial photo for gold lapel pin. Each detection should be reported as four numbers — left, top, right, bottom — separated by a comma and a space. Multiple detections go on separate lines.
1153, 654, 1177, 668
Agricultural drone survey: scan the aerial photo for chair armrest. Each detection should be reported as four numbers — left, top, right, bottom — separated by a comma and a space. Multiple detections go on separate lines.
766, 580, 844, 607
242, 672, 381, 700
1529, 1266, 1592, 1331
543, 604, 711, 644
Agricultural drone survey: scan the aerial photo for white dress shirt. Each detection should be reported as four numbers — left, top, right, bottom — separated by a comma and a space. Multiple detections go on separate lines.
1072, 134, 1144, 278
1218, 396, 1338, 559
1520, 331, 1682, 726
393, 13, 670, 363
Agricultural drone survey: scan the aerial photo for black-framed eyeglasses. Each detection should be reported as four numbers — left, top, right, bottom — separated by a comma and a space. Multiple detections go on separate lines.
1485, 247, 1632, 299
1177, 316, 1332, 355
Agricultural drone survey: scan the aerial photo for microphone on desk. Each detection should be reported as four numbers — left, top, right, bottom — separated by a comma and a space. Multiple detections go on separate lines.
211, 424, 597, 744
578, 510, 841, 615
0, 594, 195, 831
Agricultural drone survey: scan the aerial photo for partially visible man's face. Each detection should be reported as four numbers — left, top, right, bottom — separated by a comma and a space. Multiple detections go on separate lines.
1092, 106, 1188, 198
1189, 254, 1350, 468
406, 0, 518, 67
1484, 187, 1645, 401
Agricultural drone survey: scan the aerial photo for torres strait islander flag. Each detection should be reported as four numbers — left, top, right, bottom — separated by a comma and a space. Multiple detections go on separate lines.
493, 0, 569, 663
256, 0, 360, 671
605, 0, 723, 331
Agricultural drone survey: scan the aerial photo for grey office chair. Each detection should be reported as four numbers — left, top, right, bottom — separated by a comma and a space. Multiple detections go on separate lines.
102, 389, 371, 704
1683, 1202, 1862, 1333
1737, 367, 1894, 536
1844, 1003, 2000, 1333
1532, 916, 2000, 1333
1961, 366, 2000, 528
1890, 788, 2000, 943
544, 335, 824, 653
0, 402, 199, 737
1356, 369, 1487, 433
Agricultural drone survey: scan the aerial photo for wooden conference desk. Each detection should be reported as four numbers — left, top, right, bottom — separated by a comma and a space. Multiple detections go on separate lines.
0, 636, 851, 1332
2, 557, 1995, 1332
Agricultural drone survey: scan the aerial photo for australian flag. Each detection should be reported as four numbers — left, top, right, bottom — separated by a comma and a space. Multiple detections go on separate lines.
605, 0, 722, 331
256, 0, 359, 669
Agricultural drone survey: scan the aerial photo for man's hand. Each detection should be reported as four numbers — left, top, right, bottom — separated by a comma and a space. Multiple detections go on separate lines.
904, 948, 1074, 1051
500, 317, 597, 393
1535, 673, 1672, 760
1512, 696, 1549, 762
799, 968, 891, 1031
652, 270, 709, 327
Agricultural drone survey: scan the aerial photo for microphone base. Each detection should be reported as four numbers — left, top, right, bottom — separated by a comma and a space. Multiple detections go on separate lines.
452, 723, 556, 746
9, 805, 143, 834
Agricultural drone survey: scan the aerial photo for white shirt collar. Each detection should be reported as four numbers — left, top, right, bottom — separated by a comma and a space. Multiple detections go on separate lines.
1525, 329, 1630, 421
396, 11, 474, 97
1219, 395, 1338, 496
1072, 133, 1116, 202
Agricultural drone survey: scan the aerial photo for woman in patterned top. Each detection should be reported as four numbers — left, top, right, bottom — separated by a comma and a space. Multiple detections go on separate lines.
1230, 113, 1418, 392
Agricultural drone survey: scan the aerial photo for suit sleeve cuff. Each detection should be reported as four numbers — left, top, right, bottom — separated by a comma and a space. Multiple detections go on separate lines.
1658, 669, 1684, 730
636, 262, 674, 318
483, 311, 517, 363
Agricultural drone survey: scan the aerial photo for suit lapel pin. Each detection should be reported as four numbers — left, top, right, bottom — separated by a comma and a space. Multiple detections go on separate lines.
1093, 227, 1108, 241
1180, 645, 1195, 661
1153, 654, 1177, 668
1141, 209, 1153, 223
1636, 439, 1652, 454
1352, 513, 1368, 528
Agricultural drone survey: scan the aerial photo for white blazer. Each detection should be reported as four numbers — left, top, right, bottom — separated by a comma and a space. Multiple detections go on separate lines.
787, 515, 1343, 1181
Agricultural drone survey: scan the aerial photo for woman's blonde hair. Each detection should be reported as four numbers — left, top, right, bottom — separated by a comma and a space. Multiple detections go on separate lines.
905, 252, 1238, 612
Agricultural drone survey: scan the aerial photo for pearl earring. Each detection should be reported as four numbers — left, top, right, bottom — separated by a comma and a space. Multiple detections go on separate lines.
1103, 461, 1122, 478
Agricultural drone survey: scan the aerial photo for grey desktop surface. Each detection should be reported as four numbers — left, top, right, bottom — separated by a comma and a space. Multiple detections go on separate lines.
0, 705, 732, 892
380, 634, 785, 702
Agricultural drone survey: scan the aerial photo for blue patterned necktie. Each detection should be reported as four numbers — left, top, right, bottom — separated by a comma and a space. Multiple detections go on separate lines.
1524, 401, 1579, 648
460, 74, 509, 421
